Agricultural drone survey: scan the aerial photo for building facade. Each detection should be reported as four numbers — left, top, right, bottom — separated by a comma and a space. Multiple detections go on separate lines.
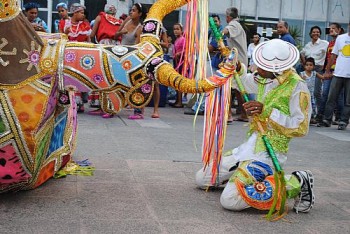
21, 0, 349, 46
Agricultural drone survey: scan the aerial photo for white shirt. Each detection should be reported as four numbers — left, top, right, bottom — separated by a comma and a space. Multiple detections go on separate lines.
225, 18, 248, 66
332, 33, 350, 78
247, 43, 257, 66
301, 38, 329, 66
231, 69, 311, 165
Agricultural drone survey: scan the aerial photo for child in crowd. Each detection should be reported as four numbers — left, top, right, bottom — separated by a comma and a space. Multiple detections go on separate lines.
55, 2, 69, 33
300, 57, 324, 124
170, 23, 186, 108
64, 3, 91, 42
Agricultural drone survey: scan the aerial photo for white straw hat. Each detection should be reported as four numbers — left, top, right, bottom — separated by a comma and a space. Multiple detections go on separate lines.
252, 39, 299, 73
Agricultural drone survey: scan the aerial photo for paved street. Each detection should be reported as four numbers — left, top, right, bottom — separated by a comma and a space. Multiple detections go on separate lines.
1, 106, 349, 234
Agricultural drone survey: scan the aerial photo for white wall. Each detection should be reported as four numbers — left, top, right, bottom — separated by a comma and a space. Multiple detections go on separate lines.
107, 0, 130, 18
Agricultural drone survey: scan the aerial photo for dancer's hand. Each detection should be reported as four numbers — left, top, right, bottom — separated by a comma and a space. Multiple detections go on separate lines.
243, 101, 263, 116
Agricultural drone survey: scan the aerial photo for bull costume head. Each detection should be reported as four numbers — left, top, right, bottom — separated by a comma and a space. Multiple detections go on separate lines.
0, 0, 230, 192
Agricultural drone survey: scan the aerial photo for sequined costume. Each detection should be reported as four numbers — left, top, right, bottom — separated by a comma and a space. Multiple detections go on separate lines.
196, 39, 314, 214
0, 0, 230, 192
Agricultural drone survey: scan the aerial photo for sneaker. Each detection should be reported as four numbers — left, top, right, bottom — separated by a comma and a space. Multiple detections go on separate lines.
77, 105, 84, 113
338, 121, 348, 130
332, 119, 339, 125
184, 108, 204, 116
292, 170, 315, 213
321, 119, 331, 127
315, 114, 323, 123
309, 118, 318, 125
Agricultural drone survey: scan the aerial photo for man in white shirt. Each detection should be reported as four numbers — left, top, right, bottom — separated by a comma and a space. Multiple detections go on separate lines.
322, 22, 350, 130
247, 33, 261, 72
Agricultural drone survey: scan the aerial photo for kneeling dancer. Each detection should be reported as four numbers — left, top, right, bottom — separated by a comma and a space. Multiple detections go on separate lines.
196, 39, 315, 218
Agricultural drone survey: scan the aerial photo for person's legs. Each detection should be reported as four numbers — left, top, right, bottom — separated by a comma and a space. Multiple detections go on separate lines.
334, 88, 345, 123
318, 78, 332, 119
314, 77, 323, 116
75, 91, 84, 113
152, 82, 160, 118
195, 149, 239, 189
128, 108, 144, 119
219, 161, 314, 213
323, 77, 344, 126
338, 78, 350, 129
171, 91, 183, 107
233, 89, 248, 121
227, 89, 234, 123
220, 181, 250, 211
314, 66, 323, 117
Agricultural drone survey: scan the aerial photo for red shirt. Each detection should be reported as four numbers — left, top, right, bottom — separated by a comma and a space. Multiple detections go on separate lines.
96, 12, 122, 42
58, 18, 68, 33
326, 40, 336, 70
67, 20, 91, 42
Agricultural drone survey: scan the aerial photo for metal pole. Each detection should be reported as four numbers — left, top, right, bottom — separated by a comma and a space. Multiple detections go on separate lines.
302, 0, 307, 46
47, 0, 52, 33
279, 0, 283, 21
255, 0, 258, 21
326, 0, 331, 40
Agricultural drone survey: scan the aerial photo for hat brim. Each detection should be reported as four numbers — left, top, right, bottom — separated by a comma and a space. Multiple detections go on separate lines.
252, 39, 299, 73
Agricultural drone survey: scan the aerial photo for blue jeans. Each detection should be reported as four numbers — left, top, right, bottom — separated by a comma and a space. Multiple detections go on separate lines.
192, 96, 205, 112
319, 77, 344, 118
324, 76, 350, 124
314, 66, 323, 116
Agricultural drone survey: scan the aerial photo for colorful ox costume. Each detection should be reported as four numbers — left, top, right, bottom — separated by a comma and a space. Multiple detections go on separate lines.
196, 39, 315, 215
0, 0, 230, 192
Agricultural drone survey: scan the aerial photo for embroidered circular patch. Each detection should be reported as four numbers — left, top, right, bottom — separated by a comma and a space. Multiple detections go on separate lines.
144, 22, 156, 32
141, 84, 152, 94
245, 180, 273, 201
131, 92, 144, 105
141, 19, 161, 37
80, 55, 95, 70
65, 51, 76, 63
122, 60, 132, 70
28, 50, 40, 65
112, 45, 128, 56
93, 74, 104, 84
40, 58, 55, 73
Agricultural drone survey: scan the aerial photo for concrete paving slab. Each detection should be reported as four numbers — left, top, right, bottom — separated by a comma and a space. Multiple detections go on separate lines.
1, 106, 350, 233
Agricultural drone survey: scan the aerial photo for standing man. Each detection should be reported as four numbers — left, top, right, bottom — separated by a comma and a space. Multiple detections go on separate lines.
247, 33, 261, 72
322, 21, 350, 130
222, 7, 248, 123
223, 7, 248, 66
277, 21, 296, 46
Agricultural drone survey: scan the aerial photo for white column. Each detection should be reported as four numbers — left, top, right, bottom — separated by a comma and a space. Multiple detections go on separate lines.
301, 0, 307, 46
47, 0, 52, 33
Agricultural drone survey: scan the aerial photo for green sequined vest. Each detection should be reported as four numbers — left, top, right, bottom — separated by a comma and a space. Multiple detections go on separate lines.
249, 73, 302, 153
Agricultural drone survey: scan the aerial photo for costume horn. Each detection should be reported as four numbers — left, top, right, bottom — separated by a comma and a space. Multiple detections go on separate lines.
141, 0, 228, 93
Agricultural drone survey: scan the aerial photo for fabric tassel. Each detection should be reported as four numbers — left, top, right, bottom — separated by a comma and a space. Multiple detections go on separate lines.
202, 79, 231, 185
54, 160, 95, 178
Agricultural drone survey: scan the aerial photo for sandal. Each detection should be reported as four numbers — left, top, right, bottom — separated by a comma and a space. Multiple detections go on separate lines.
128, 114, 144, 120
102, 113, 114, 118
88, 109, 103, 115
233, 117, 249, 122
151, 113, 160, 118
